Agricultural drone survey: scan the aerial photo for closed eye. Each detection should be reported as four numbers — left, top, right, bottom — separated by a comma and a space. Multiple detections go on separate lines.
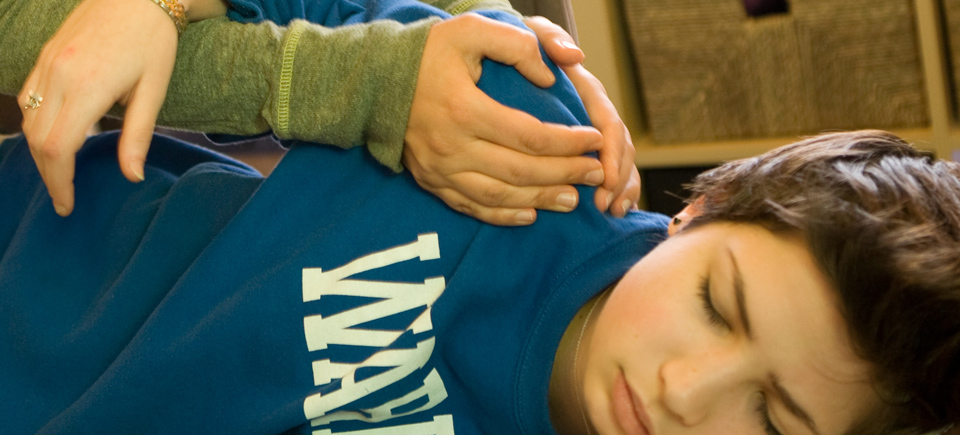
698, 275, 728, 328
756, 394, 784, 435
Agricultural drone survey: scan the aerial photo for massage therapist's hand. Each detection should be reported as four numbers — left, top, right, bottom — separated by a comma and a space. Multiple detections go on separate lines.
18, 0, 226, 217
525, 16, 641, 218
404, 14, 607, 226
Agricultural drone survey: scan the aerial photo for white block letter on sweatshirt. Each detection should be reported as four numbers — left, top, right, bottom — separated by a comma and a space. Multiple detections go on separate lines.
309, 369, 448, 426
302, 234, 444, 351
303, 233, 440, 303
304, 338, 435, 419
301, 233, 449, 423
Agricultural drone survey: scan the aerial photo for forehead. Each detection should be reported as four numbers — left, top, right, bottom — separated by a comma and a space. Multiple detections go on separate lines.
714, 224, 879, 433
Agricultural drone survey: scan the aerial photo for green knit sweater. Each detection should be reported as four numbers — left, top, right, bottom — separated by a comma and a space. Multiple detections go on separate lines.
0, 0, 520, 171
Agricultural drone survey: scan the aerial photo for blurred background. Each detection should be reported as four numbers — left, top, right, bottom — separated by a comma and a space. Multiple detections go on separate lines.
571, 0, 960, 214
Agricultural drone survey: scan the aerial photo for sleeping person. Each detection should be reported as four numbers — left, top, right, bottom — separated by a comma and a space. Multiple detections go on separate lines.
1, 1, 959, 434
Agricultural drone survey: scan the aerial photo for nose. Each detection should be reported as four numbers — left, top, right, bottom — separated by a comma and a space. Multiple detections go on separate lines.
659, 347, 751, 425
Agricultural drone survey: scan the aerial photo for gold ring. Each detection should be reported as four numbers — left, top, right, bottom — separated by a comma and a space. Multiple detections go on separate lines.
23, 91, 42, 110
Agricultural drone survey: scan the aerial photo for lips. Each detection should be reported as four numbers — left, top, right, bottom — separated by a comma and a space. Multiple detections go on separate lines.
612, 371, 653, 435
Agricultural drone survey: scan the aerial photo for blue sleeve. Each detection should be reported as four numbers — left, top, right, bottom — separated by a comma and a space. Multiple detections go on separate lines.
225, 0, 374, 26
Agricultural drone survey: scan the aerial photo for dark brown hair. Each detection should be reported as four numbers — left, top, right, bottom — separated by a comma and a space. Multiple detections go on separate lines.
685, 130, 960, 434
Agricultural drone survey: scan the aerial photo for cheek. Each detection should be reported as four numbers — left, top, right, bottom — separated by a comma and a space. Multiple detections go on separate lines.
665, 415, 757, 434
607, 265, 687, 325
601, 279, 686, 346
593, 249, 707, 360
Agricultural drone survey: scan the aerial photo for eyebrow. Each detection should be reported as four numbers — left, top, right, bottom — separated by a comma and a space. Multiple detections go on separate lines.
730, 251, 751, 339
771, 374, 821, 435
727, 248, 822, 435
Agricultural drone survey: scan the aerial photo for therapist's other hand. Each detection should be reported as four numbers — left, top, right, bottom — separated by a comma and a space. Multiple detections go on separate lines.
18, 0, 226, 217
404, 14, 606, 226
19, 0, 177, 216
525, 16, 641, 218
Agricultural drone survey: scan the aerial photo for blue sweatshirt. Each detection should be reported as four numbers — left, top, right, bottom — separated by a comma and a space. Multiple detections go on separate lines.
0, 0, 669, 433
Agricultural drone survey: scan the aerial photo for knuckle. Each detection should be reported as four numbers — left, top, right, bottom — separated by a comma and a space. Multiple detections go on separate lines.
446, 100, 473, 126
533, 188, 557, 206
603, 159, 630, 179
476, 183, 509, 206
616, 171, 640, 196
408, 135, 453, 163
627, 171, 642, 190
572, 164, 597, 185
447, 197, 477, 217
409, 167, 442, 190
505, 163, 532, 184
623, 139, 636, 159
459, 13, 483, 28
622, 127, 634, 145
525, 15, 549, 30
427, 137, 457, 159
39, 141, 64, 161
48, 49, 78, 77
622, 162, 639, 181
518, 38, 542, 60
519, 30, 540, 49
48, 51, 97, 89
520, 129, 548, 154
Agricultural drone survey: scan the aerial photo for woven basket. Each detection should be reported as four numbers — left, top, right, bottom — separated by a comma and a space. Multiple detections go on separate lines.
621, 0, 928, 143
942, 0, 960, 119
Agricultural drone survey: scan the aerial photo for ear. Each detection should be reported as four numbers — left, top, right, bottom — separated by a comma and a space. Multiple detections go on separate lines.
667, 196, 705, 236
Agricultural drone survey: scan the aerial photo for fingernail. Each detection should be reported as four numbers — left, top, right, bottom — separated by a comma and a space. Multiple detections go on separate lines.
557, 192, 578, 211
516, 210, 536, 225
621, 199, 633, 215
130, 163, 145, 182
559, 40, 579, 50
54, 203, 68, 217
605, 192, 615, 210
585, 169, 604, 186
543, 63, 556, 82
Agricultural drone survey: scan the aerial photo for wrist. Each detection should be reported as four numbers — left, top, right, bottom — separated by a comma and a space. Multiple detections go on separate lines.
179, 0, 228, 22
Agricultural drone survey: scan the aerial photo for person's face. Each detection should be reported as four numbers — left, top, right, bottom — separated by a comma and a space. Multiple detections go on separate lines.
581, 222, 880, 435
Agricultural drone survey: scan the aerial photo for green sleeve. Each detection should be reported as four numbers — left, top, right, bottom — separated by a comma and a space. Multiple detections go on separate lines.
162, 0, 521, 172
0, 0, 435, 172
0, 0, 520, 172
162, 16, 437, 171
0, 0, 77, 95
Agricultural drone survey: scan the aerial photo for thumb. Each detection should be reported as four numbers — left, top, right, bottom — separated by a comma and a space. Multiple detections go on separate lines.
460, 15, 556, 88
524, 16, 584, 66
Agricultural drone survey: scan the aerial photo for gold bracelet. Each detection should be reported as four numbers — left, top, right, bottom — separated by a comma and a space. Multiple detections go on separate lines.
148, 0, 187, 36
